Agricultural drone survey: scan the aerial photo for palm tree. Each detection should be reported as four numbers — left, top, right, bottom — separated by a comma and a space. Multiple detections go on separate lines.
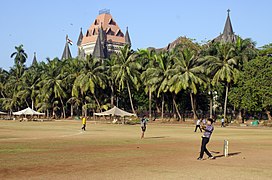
167, 48, 206, 120
10, 45, 27, 78
72, 56, 106, 113
38, 58, 67, 118
204, 42, 239, 122
112, 45, 141, 114
138, 49, 156, 119
155, 52, 174, 119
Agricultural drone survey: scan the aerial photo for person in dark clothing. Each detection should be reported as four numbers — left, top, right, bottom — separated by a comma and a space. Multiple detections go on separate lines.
197, 118, 215, 160
140, 115, 148, 139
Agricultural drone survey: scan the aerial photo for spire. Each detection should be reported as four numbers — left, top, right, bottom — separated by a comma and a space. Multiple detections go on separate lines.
61, 35, 72, 60
223, 9, 234, 38
77, 28, 83, 46
125, 27, 131, 46
93, 30, 105, 59
32, 52, 38, 66
213, 9, 237, 43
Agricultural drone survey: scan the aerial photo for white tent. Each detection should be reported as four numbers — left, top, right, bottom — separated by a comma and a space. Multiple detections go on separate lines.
94, 106, 136, 117
13, 107, 45, 116
0, 111, 7, 115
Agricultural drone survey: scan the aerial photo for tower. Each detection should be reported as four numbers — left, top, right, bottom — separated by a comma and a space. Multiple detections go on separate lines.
78, 9, 131, 59
213, 9, 237, 43
61, 35, 72, 60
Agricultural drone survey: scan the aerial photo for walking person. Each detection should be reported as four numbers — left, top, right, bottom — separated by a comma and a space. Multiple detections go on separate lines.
221, 117, 225, 127
197, 118, 215, 160
194, 119, 202, 132
81, 116, 87, 131
141, 115, 148, 139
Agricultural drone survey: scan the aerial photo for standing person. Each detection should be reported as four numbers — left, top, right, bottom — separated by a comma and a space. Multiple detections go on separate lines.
197, 118, 215, 160
221, 117, 225, 127
141, 115, 148, 139
81, 116, 87, 131
194, 119, 202, 132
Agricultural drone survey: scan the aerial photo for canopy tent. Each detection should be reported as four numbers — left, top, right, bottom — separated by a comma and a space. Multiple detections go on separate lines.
94, 106, 136, 117
13, 107, 45, 116
0, 111, 7, 115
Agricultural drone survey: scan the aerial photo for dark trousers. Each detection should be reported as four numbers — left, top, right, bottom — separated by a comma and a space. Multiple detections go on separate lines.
199, 137, 212, 158
221, 122, 225, 127
82, 124, 86, 131
194, 125, 202, 132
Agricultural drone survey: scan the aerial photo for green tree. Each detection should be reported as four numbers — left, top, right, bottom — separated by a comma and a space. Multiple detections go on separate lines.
112, 45, 141, 114
229, 56, 272, 120
168, 48, 206, 120
204, 43, 239, 122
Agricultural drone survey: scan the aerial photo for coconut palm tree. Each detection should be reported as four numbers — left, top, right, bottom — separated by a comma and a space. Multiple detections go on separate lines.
10, 45, 27, 78
38, 58, 67, 118
72, 56, 106, 113
138, 48, 156, 119
112, 45, 141, 114
167, 48, 206, 120
204, 42, 239, 122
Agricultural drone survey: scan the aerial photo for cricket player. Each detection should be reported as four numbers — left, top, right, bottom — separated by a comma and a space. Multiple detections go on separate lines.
197, 118, 215, 160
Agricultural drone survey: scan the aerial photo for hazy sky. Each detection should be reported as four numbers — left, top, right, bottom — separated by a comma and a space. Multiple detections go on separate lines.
1, 0, 271, 70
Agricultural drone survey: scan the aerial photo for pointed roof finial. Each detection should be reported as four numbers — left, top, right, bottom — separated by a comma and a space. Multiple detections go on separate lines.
77, 28, 84, 46
32, 52, 38, 66
62, 35, 72, 60
125, 26, 131, 46
227, 9, 230, 15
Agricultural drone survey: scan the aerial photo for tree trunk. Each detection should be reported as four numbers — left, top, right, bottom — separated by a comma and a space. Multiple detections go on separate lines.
71, 104, 73, 117
93, 93, 101, 112
209, 90, 213, 118
173, 94, 182, 120
31, 99, 34, 110
161, 95, 164, 119
266, 110, 272, 121
110, 84, 114, 107
237, 109, 243, 123
126, 81, 135, 114
223, 84, 229, 122
60, 98, 66, 119
190, 92, 197, 120
148, 87, 152, 120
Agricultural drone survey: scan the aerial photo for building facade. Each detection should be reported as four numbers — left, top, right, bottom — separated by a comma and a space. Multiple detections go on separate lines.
77, 9, 131, 59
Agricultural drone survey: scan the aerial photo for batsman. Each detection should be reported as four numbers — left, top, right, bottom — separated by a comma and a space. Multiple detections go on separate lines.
197, 118, 215, 160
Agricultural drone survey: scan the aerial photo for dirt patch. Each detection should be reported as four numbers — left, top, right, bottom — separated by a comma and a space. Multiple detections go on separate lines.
0, 121, 272, 180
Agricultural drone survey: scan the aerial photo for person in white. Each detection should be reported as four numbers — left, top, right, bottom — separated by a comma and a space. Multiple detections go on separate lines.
194, 119, 202, 132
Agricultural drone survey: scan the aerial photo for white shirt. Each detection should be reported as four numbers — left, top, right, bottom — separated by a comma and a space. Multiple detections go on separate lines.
196, 119, 201, 125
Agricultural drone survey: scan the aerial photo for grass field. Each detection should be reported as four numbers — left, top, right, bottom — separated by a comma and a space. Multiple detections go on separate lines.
0, 120, 272, 180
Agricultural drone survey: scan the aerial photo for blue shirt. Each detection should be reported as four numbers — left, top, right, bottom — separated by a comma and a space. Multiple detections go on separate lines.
203, 125, 214, 138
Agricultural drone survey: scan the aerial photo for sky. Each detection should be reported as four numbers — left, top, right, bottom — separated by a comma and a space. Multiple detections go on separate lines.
1, 0, 271, 70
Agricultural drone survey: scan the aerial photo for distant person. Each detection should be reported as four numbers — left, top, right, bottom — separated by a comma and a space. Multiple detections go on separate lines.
221, 118, 225, 127
194, 119, 202, 132
141, 115, 148, 139
197, 118, 215, 160
81, 116, 87, 131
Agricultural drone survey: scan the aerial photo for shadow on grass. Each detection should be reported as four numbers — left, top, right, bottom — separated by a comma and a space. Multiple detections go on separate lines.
144, 136, 169, 139
214, 152, 241, 159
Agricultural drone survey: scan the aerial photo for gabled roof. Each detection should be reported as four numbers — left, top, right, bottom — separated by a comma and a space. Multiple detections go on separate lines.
213, 9, 237, 43
81, 12, 126, 45
125, 27, 131, 46
77, 28, 83, 46
61, 35, 72, 60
